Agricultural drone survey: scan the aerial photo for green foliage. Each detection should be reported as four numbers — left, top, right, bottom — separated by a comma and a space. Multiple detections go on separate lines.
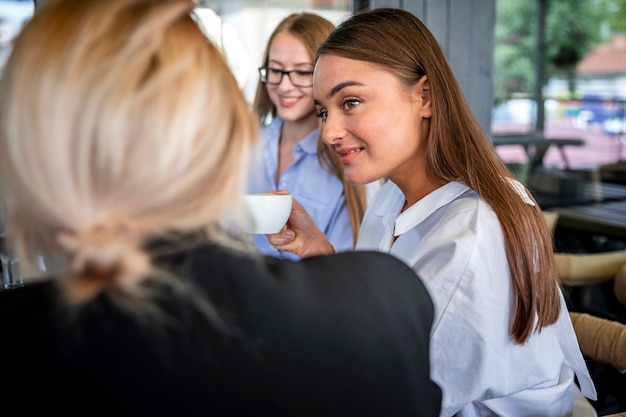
598, 0, 626, 33
494, 0, 625, 103
494, 1, 537, 103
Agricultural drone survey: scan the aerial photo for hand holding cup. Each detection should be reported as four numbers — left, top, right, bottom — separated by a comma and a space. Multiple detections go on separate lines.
266, 196, 336, 258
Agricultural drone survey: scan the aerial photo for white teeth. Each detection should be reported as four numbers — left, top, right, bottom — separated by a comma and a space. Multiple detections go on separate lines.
341, 148, 361, 157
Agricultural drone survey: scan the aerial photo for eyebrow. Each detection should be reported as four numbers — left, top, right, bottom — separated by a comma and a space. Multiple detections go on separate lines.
268, 59, 313, 68
313, 81, 365, 106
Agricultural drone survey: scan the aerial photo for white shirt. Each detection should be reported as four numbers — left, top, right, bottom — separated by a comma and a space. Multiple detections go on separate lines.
356, 180, 596, 417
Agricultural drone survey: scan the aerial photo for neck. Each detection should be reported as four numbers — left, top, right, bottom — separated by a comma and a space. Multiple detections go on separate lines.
399, 179, 445, 212
280, 115, 318, 145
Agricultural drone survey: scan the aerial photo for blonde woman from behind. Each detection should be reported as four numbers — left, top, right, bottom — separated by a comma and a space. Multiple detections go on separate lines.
0, 1, 441, 416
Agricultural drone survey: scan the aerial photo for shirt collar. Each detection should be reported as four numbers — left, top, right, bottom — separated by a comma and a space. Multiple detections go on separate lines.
393, 181, 471, 236
297, 127, 319, 155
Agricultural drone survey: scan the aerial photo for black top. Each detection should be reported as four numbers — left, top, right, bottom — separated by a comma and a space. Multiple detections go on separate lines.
0, 244, 441, 416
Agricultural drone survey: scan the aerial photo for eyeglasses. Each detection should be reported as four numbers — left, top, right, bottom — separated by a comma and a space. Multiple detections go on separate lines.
259, 67, 313, 88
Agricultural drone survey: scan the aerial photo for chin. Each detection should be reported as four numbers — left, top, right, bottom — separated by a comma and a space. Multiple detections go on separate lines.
344, 169, 375, 186
277, 107, 311, 123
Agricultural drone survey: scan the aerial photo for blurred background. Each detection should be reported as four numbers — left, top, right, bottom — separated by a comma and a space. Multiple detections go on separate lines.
3, 0, 624, 170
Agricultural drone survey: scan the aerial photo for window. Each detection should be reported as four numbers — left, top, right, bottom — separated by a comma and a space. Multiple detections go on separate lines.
195, 0, 353, 102
0, 0, 34, 72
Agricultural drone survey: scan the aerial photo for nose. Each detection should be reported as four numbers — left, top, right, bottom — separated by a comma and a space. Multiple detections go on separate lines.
321, 113, 343, 145
276, 73, 295, 90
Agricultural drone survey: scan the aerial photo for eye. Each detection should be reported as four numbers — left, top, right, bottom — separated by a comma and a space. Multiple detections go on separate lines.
316, 109, 328, 122
268, 68, 283, 75
342, 98, 360, 111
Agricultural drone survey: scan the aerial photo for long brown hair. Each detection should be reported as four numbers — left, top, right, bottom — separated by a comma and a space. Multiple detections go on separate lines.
316, 8, 560, 343
253, 12, 367, 244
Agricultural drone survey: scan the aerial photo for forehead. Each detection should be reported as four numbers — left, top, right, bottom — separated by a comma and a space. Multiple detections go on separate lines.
313, 55, 413, 105
268, 31, 311, 64
314, 55, 388, 77
314, 55, 390, 88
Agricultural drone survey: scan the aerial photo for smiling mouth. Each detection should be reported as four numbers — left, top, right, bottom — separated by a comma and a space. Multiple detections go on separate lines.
338, 148, 364, 157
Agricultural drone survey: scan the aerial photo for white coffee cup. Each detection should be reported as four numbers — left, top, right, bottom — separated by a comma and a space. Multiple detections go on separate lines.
242, 193, 293, 234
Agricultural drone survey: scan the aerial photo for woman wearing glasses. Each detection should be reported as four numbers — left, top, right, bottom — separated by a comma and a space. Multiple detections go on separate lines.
249, 12, 375, 259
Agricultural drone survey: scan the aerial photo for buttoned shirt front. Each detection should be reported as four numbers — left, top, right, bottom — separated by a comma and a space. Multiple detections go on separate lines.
356, 180, 596, 417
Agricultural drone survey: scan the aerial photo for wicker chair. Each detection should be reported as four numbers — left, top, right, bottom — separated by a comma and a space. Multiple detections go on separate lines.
544, 210, 626, 307
570, 312, 626, 373
544, 211, 626, 416
571, 312, 626, 417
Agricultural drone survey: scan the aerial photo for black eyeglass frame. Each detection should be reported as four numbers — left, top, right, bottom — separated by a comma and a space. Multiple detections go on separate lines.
258, 67, 314, 88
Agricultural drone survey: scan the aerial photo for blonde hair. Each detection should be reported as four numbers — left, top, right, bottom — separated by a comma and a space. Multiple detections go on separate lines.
253, 12, 368, 244
0, 0, 258, 306
317, 8, 560, 344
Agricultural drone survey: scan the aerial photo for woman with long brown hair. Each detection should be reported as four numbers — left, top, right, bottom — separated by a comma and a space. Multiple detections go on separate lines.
269, 7, 596, 416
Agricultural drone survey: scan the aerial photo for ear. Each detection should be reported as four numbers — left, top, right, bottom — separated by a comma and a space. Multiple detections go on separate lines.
415, 75, 432, 118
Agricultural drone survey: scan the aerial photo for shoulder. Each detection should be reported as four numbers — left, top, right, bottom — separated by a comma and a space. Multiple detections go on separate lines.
179, 244, 435, 339
241, 250, 435, 336
441, 188, 500, 232
303, 250, 430, 298
236, 250, 440, 416
188, 242, 430, 308
413, 182, 499, 232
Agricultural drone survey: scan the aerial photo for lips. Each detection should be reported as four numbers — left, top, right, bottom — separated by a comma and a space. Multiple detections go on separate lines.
278, 96, 300, 108
336, 147, 364, 164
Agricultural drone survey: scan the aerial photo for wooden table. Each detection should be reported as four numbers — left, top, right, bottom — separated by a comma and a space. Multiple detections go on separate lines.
492, 134, 584, 169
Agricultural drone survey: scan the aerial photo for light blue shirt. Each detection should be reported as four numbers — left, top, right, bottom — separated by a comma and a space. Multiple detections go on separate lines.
357, 180, 595, 416
247, 117, 353, 260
